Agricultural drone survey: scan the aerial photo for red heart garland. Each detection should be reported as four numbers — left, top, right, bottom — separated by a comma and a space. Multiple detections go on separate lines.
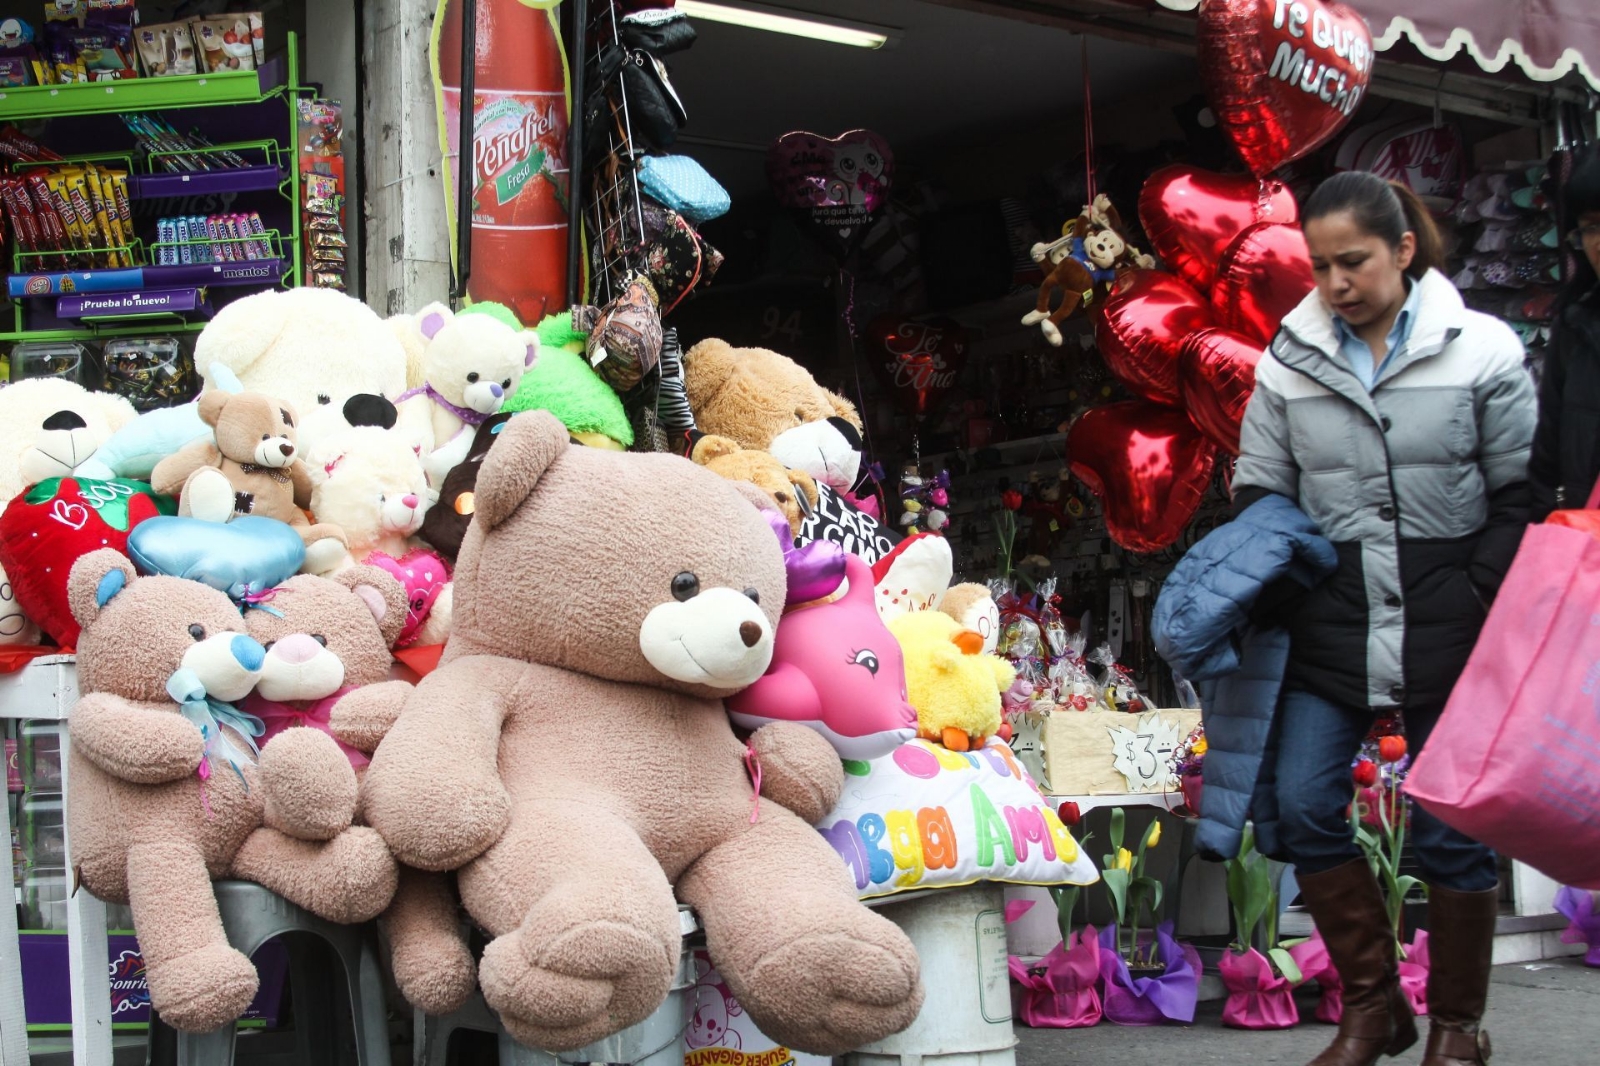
1210, 222, 1315, 347
866, 315, 969, 421
1068, 404, 1217, 554
1138, 165, 1299, 294
1198, 0, 1374, 179
1094, 270, 1216, 407
0, 478, 172, 647
1179, 328, 1264, 456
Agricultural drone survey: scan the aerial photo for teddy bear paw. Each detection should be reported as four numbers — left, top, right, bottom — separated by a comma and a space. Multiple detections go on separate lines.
392, 934, 478, 1016
1020, 309, 1048, 326
302, 538, 353, 576
259, 727, 359, 841
148, 943, 259, 1033
478, 920, 676, 1052
300, 827, 400, 924
184, 468, 238, 524
736, 916, 925, 1056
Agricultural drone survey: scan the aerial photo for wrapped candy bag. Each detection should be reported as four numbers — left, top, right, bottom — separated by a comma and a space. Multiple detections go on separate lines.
1087, 643, 1149, 714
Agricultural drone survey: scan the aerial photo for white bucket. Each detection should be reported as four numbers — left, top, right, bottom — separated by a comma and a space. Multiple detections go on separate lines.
846, 885, 1018, 1066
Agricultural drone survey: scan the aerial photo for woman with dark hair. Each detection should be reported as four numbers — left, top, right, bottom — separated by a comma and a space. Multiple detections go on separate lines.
1530, 147, 1600, 516
1232, 171, 1536, 1066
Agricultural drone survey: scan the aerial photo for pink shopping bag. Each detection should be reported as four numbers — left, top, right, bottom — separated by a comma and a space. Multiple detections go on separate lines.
1406, 517, 1600, 890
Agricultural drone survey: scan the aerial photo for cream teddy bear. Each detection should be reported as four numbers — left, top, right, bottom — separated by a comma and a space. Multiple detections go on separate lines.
394, 303, 540, 486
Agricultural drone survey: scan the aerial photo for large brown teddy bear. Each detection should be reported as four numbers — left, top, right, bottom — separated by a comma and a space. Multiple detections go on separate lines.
151, 390, 348, 573
362, 411, 923, 1054
63, 551, 398, 1032
682, 339, 866, 496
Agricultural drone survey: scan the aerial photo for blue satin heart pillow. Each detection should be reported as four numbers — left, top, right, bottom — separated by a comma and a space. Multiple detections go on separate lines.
128, 516, 305, 600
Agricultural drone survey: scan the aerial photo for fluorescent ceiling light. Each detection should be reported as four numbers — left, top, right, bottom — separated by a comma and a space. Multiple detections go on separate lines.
677, 1, 895, 49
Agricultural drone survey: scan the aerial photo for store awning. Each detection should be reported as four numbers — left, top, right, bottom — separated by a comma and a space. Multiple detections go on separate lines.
1141, 0, 1600, 90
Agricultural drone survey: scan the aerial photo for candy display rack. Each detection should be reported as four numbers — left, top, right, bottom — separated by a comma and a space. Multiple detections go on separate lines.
0, 33, 308, 348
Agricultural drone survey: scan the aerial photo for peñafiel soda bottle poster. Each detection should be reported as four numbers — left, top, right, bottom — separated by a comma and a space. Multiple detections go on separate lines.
431, 0, 574, 324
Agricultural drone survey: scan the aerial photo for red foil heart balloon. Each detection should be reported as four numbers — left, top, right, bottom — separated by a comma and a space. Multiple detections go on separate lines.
866, 315, 969, 421
767, 130, 894, 262
1139, 165, 1299, 293
1197, 0, 1374, 179
1180, 328, 1264, 456
1211, 222, 1315, 347
1068, 403, 1218, 554
1094, 270, 1216, 407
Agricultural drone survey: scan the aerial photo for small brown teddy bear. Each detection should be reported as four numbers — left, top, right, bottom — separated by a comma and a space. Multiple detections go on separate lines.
1022, 194, 1155, 346
688, 433, 819, 536
63, 550, 398, 1032
361, 411, 923, 1054
682, 339, 866, 495
151, 390, 348, 573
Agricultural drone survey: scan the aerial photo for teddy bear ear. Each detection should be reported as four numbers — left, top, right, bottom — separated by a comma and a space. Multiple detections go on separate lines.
472, 411, 568, 530
67, 549, 138, 631
520, 331, 541, 369
689, 434, 740, 465
197, 388, 232, 427
682, 338, 737, 410
335, 565, 409, 648
824, 392, 862, 434
417, 302, 454, 341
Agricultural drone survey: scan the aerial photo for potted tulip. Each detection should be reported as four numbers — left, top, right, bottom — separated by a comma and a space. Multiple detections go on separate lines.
1008, 816, 1104, 1028
1094, 808, 1201, 1025
1219, 826, 1303, 1029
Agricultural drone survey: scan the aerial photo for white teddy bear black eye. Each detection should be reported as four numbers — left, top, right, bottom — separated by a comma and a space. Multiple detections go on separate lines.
502, 379, 512, 389
467, 372, 480, 384
188, 624, 205, 641
672, 572, 700, 601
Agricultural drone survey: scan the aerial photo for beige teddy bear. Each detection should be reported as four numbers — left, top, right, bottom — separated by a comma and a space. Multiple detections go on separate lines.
360, 411, 923, 1054
688, 433, 819, 536
63, 550, 398, 1031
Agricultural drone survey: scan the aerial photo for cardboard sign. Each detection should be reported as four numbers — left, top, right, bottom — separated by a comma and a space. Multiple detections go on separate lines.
1043, 709, 1203, 796
798, 484, 900, 565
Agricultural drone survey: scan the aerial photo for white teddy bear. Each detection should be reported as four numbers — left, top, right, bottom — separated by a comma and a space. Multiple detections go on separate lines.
306, 425, 453, 647
394, 303, 539, 486
195, 287, 409, 456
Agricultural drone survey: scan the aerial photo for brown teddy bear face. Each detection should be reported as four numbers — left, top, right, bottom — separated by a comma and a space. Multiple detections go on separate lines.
448, 412, 787, 697
200, 390, 301, 470
244, 569, 408, 700
68, 550, 264, 705
689, 434, 819, 536
682, 339, 861, 452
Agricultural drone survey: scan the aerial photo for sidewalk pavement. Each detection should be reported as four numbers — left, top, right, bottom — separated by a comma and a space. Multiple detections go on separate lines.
1016, 957, 1599, 1065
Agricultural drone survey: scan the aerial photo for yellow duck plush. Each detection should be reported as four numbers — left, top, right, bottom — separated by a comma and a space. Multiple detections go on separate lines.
888, 609, 1017, 752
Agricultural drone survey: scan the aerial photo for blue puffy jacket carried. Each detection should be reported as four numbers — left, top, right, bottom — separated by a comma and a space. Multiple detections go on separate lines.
1152, 494, 1337, 861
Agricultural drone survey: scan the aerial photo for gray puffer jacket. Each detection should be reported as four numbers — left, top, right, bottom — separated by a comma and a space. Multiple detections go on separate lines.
1232, 268, 1536, 711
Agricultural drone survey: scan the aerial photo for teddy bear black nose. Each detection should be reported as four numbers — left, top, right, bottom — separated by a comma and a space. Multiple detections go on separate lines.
42, 410, 87, 432
278, 442, 295, 457
739, 621, 762, 648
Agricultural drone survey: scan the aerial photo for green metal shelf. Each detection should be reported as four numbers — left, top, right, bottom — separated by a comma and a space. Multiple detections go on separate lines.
0, 69, 273, 122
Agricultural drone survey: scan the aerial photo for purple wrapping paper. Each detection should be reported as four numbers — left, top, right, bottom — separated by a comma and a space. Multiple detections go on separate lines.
1555, 886, 1600, 967
1219, 948, 1300, 1029
1008, 926, 1103, 1028
1096, 923, 1202, 1026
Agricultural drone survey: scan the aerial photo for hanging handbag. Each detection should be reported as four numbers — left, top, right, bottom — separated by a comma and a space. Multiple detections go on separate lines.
620, 8, 697, 55
638, 198, 723, 313
572, 276, 664, 393
637, 155, 730, 225
620, 48, 687, 148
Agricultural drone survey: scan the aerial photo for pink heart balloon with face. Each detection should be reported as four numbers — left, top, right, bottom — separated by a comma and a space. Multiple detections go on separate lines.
1094, 270, 1217, 407
364, 548, 450, 649
1068, 403, 1217, 555
1179, 328, 1263, 456
767, 129, 894, 261
1210, 222, 1315, 348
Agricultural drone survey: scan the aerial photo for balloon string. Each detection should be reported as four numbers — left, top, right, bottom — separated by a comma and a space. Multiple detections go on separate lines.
1083, 36, 1096, 204
843, 267, 879, 474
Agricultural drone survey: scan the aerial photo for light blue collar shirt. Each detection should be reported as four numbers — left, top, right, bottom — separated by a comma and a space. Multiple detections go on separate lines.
1331, 278, 1423, 390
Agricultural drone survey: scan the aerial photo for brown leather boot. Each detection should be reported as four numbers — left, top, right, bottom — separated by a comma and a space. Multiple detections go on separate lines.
1421, 884, 1499, 1065
1297, 858, 1418, 1066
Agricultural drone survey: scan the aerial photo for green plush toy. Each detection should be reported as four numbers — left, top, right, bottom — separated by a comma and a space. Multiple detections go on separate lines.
496, 312, 633, 451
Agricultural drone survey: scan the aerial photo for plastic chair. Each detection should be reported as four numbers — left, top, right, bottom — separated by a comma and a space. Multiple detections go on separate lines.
145, 880, 391, 1066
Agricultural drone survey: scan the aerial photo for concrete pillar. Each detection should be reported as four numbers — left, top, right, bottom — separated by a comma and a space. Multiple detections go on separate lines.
361, 0, 453, 316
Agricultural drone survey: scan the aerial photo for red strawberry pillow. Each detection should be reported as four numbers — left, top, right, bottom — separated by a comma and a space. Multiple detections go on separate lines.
0, 478, 175, 647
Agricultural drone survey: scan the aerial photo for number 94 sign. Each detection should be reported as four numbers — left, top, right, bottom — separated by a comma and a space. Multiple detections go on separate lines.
1107, 713, 1186, 793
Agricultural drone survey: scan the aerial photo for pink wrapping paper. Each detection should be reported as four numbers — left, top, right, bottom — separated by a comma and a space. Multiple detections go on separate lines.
1398, 930, 1429, 1018
1289, 928, 1428, 1022
1008, 927, 1103, 1028
1219, 948, 1300, 1029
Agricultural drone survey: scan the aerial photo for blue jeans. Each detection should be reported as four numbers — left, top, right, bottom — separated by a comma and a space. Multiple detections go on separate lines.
1272, 688, 1499, 892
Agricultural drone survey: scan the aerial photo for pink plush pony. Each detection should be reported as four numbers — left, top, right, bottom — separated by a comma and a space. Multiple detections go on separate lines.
727, 553, 917, 760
